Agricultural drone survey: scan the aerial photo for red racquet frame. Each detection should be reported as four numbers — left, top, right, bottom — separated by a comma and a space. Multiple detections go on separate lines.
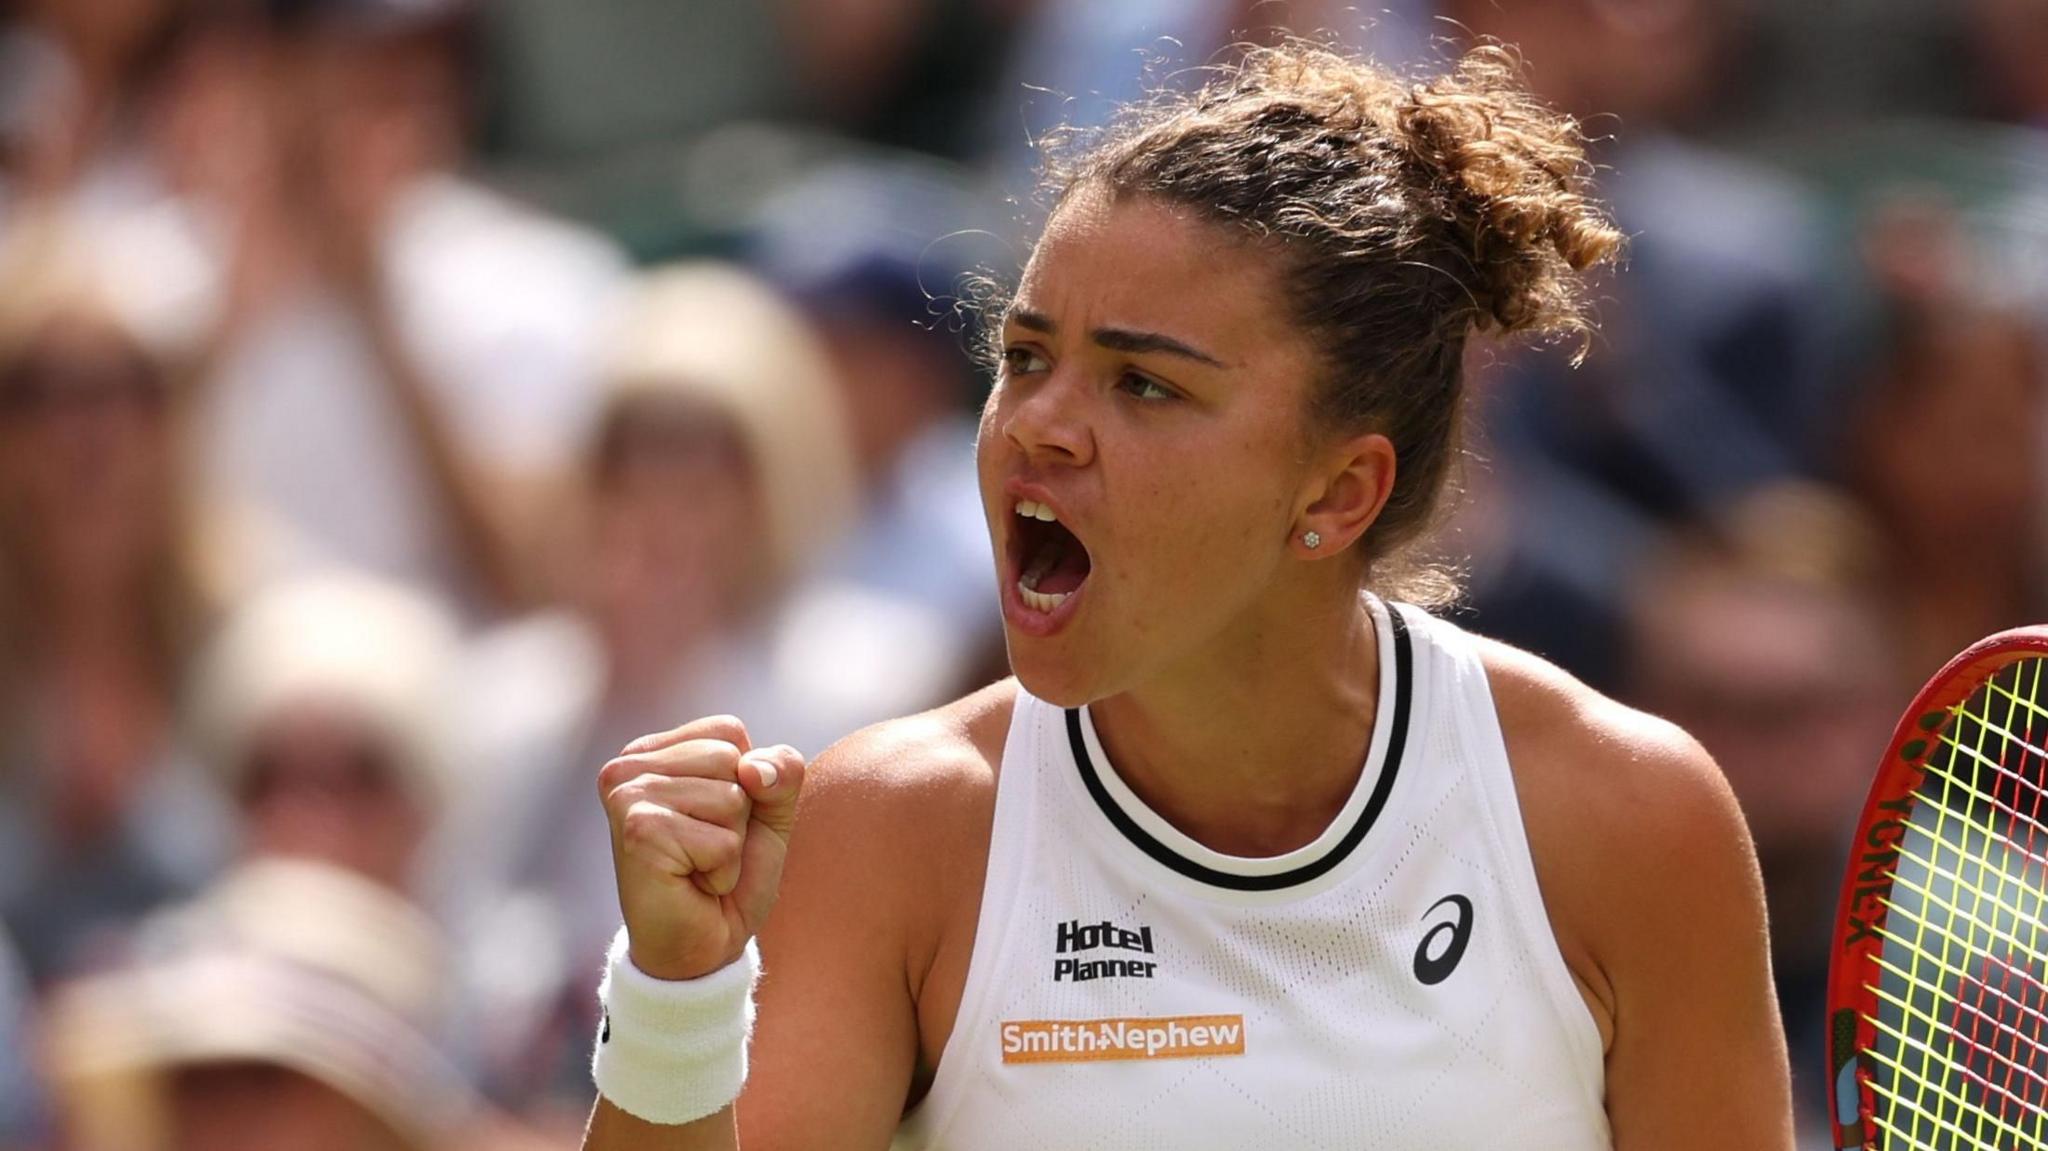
1825, 625, 2048, 1150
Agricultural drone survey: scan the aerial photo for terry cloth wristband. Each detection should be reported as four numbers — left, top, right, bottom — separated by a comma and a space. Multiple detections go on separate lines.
591, 927, 760, 1125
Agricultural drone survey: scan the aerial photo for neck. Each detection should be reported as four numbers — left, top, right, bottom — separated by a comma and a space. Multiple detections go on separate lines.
1087, 571, 1383, 857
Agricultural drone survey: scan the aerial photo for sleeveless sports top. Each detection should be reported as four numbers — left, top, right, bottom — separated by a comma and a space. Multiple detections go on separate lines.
893, 598, 1610, 1150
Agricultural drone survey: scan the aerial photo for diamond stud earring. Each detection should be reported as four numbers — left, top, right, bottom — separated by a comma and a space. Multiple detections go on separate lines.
1302, 530, 1322, 550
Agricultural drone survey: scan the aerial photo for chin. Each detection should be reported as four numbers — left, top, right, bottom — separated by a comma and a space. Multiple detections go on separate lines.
1005, 637, 1106, 709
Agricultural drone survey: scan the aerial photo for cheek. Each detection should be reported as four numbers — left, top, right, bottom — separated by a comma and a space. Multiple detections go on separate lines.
1101, 439, 1291, 617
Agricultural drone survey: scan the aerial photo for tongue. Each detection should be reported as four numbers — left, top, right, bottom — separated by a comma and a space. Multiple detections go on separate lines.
1030, 532, 1091, 595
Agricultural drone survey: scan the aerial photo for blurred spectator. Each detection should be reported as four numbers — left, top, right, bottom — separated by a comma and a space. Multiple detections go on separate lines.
1624, 482, 1903, 1144
1842, 202, 2048, 679
1443, 0, 1832, 688
432, 263, 871, 1121
1444, 0, 1831, 500
0, 0, 185, 213
0, 218, 234, 986
750, 161, 1003, 681
193, 571, 459, 893
160, 0, 626, 613
563, 263, 864, 755
42, 859, 504, 1151
1448, 369, 1664, 692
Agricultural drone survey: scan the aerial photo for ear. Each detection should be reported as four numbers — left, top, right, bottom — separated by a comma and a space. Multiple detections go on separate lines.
1292, 431, 1397, 558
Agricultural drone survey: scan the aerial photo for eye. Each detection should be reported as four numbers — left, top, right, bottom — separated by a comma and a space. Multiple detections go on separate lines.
1116, 371, 1178, 402
1002, 346, 1051, 377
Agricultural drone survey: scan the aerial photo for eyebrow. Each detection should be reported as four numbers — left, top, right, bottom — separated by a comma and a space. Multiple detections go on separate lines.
1009, 309, 1229, 369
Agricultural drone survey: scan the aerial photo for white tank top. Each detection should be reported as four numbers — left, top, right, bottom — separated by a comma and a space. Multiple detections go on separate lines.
894, 598, 1610, 1150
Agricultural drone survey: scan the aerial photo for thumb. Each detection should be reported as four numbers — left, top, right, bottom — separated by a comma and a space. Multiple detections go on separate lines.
738, 746, 804, 840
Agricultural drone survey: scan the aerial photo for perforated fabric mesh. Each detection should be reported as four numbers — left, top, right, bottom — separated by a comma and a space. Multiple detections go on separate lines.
895, 603, 1609, 1150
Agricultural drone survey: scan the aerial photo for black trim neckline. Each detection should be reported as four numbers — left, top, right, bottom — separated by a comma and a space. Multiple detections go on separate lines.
1065, 604, 1414, 892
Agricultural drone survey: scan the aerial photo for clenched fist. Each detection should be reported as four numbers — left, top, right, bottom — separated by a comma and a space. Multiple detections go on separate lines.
596, 716, 806, 981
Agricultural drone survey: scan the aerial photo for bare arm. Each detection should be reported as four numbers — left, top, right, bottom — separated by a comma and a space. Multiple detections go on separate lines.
1487, 642, 1795, 1150
349, 289, 545, 610
304, 121, 549, 612
1594, 721, 1795, 1151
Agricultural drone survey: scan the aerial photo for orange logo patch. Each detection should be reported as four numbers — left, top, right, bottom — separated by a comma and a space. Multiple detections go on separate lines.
999, 1015, 1247, 1064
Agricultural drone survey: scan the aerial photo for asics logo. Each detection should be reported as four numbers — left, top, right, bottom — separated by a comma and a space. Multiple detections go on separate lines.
1413, 894, 1474, 986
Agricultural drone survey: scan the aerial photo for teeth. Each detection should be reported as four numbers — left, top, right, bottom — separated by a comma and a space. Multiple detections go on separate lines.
1011, 497, 1077, 616
1018, 584, 1069, 613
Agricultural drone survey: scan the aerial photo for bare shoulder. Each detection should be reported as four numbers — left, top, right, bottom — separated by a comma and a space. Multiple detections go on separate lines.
786, 677, 1016, 904
1470, 635, 1766, 1041
1473, 635, 1735, 818
802, 676, 1016, 811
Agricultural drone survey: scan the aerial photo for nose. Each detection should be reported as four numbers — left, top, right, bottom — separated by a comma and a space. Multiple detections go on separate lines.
1000, 370, 1094, 469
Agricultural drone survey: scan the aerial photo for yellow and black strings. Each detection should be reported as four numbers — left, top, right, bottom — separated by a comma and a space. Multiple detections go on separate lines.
1865, 656, 2048, 1150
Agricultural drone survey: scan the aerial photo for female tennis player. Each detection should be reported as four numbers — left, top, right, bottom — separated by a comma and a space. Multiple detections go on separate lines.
582, 42, 1794, 1151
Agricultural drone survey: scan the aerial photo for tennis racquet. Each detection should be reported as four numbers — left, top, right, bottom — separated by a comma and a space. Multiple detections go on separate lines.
1827, 626, 2048, 1150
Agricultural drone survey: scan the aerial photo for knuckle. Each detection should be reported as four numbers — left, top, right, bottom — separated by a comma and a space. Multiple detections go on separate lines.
705, 741, 743, 774
672, 741, 742, 782
695, 714, 748, 744
596, 756, 634, 794
619, 803, 673, 846
657, 739, 740, 779
607, 776, 651, 812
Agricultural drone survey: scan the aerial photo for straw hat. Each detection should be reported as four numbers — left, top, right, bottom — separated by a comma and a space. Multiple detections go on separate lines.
42, 860, 477, 1151
190, 570, 461, 808
0, 206, 218, 374
601, 262, 861, 590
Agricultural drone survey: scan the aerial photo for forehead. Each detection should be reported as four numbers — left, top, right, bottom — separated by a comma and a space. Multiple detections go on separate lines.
1016, 190, 1304, 362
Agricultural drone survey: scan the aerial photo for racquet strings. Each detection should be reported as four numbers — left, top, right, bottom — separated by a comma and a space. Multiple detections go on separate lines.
1865, 656, 2048, 1150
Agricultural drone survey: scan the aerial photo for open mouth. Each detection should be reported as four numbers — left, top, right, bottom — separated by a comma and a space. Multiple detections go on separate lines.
1012, 499, 1093, 615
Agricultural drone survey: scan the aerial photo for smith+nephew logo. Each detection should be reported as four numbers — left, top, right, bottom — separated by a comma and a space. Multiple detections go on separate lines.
1006, 917, 1246, 1065
1001, 1015, 1246, 1064
1053, 918, 1158, 982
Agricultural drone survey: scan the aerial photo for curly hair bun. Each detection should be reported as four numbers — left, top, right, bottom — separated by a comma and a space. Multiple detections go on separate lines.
1387, 45, 1624, 336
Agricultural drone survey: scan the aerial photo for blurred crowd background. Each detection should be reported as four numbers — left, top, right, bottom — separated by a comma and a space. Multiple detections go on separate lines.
0, 0, 2042, 1147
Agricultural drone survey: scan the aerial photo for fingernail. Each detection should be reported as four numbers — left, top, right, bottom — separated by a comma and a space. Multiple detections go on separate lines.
756, 760, 780, 789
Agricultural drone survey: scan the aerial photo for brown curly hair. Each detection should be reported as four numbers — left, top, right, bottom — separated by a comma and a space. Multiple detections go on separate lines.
1029, 41, 1624, 604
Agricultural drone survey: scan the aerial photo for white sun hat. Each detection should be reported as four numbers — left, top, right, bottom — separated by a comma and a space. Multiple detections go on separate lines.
41, 860, 478, 1151
601, 262, 862, 591
189, 570, 462, 809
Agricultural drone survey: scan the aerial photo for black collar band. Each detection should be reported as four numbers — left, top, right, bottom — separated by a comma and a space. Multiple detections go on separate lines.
1065, 604, 1414, 893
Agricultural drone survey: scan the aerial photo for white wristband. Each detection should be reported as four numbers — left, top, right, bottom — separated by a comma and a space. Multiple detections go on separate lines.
591, 927, 760, 1125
